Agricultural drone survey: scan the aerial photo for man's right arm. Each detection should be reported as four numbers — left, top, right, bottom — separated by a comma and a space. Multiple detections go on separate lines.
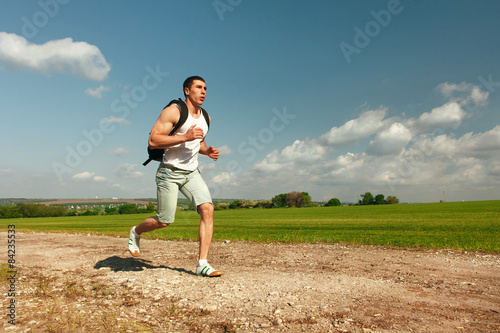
148, 104, 204, 149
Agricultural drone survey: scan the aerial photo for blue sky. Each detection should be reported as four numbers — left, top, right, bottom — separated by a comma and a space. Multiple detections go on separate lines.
1, 0, 499, 203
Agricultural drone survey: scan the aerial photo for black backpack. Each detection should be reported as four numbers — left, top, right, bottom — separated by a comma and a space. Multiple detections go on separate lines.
143, 99, 210, 166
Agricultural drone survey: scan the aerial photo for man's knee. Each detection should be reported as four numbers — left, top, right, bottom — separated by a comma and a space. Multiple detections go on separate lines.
158, 221, 169, 228
198, 202, 214, 216
154, 217, 171, 228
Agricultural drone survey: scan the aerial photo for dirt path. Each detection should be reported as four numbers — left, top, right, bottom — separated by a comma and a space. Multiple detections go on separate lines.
2, 232, 499, 332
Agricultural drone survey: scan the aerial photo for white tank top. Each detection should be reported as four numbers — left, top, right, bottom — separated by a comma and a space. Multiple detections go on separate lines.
162, 108, 209, 171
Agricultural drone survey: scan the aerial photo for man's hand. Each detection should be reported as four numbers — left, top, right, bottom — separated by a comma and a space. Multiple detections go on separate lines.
185, 124, 204, 141
206, 146, 219, 161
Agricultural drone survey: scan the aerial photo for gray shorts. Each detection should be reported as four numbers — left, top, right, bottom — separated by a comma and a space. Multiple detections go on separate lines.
155, 163, 212, 224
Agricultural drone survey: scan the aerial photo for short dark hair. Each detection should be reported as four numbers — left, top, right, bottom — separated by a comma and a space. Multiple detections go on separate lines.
183, 76, 205, 97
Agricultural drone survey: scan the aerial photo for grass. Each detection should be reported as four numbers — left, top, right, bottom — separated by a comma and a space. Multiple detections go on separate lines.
1, 200, 499, 252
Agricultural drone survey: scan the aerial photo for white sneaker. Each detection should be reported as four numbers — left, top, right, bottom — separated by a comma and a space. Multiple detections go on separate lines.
128, 227, 140, 257
196, 263, 223, 277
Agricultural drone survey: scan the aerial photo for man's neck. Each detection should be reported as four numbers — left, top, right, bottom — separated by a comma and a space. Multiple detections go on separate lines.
185, 99, 201, 116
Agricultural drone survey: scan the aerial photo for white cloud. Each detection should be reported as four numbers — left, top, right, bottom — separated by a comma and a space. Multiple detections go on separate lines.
253, 151, 286, 173
212, 172, 238, 186
328, 152, 366, 178
437, 82, 489, 107
85, 85, 110, 99
0, 32, 110, 81
111, 147, 129, 156
417, 102, 465, 129
93, 176, 108, 182
367, 123, 412, 156
72, 172, 109, 183
412, 126, 500, 157
100, 116, 130, 125
470, 86, 489, 106
250, 139, 327, 176
437, 82, 471, 97
458, 125, 500, 152
320, 108, 387, 146
280, 139, 327, 163
114, 163, 144, 179
213, 81, 499, 203
218, 145, 233, 156
72, 172, 95, 181
0, 168, 13, 176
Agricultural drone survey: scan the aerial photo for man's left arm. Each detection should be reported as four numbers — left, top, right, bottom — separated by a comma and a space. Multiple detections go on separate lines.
200, 140, 219, 161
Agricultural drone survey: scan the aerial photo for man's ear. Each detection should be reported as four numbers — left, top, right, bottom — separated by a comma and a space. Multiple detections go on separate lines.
184, 87, 190, 97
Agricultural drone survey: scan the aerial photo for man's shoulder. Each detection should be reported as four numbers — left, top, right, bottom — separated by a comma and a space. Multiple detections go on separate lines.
162, 103, 182, 116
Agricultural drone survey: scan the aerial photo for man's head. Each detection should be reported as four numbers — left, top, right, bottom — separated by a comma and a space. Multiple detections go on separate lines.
183, 76, 205, 98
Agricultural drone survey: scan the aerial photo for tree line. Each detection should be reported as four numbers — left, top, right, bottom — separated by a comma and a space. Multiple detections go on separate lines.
0, 192, 399, 219
0, 202, 156, 219
357, 192, 399, 205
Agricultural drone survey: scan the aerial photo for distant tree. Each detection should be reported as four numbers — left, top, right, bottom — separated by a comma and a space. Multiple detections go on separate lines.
272, 193, 288, 208
229, 200, 244, 209
0, 205, 22, 219
118, 203, 138, 214
359, 192, 375, 205
146, 202, 156, 213
374, 194, 385, 205
81, 209, 99, 216
214, 202, 230, 210
253, 200, 273, 208
386, 195, 399, 204
66, 210, 78, 216
286, 191, 304, 207
105, 207, 118, 215
261, 200, 274, 208
325, 198, 341, 206
301, 192, 314, 207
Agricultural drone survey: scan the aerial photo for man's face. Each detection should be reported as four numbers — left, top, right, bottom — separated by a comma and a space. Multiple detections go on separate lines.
186, 80, 207, 106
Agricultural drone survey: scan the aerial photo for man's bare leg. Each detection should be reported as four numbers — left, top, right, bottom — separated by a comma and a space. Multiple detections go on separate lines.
129, 217, 169, 257
135, 217, 169, 235
196, 203, 222, 276
198, 203, 214, 260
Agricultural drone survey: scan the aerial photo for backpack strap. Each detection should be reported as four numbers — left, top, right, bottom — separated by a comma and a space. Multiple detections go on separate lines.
200, 106, 210, 133
166, 98, 189, 135
167, 98, 210, 134
143, 99, 210, 166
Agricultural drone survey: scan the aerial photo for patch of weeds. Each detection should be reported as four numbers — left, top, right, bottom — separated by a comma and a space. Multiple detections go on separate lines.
63, 279, 86, 299
0, 262, 11, 285
33, 272, 54, 298
57, 304, 88, 332
44, 302, 74, 333
163, 302, 205, 320
100, 309, 118, 331
91, 282, 114, 297
167, 303, 185, 318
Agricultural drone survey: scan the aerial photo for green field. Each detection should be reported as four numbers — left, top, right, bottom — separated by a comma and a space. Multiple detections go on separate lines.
1, 201, 499, 252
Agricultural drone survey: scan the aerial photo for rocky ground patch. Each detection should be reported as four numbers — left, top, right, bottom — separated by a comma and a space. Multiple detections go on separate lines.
1, 232, 499, 332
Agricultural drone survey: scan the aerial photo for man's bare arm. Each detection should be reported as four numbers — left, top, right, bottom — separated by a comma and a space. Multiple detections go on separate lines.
200, 139, 219, 161
148, 105, 204, 149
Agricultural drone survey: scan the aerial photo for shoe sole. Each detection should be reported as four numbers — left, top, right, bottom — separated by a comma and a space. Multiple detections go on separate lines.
129, 249, 140, 257
197, 270, 223, 277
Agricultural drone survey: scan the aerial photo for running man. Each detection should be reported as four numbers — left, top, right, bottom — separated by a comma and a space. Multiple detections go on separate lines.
128, 76, 222, 277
